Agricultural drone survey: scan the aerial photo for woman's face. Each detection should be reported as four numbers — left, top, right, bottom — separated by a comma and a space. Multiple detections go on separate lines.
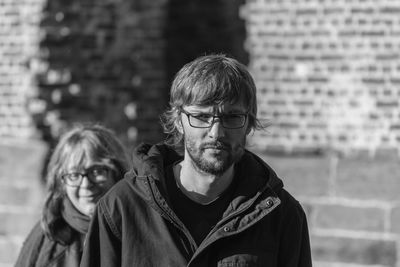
63, 159, 116, 217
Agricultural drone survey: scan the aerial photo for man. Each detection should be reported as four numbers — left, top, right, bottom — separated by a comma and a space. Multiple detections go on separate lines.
80, 54, 312, 266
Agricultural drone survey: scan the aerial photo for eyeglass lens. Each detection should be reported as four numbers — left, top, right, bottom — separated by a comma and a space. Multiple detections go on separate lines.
188, 113, 246, 128
62, 166, 110, 186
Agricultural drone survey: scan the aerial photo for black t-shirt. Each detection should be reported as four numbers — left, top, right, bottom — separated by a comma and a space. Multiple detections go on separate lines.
165, 163, 238, 246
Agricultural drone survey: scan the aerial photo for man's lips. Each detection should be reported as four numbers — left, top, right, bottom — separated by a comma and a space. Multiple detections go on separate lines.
204, 146, 225, 150
203, 142, 230, 150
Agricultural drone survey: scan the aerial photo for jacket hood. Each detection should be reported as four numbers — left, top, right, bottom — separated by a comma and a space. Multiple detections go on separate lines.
131, 143, 182, 179
130, 142, 283, 193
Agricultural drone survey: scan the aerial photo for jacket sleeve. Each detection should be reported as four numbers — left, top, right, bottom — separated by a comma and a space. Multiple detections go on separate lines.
278, 193, 313, 267
14, 222, 45, 267
80, 200, 121, 267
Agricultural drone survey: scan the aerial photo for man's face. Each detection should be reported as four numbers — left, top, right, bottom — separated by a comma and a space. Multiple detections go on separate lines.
179, 102, 249, 175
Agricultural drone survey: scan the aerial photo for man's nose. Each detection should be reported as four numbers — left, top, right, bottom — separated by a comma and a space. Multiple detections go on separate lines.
208, 117, 225, 138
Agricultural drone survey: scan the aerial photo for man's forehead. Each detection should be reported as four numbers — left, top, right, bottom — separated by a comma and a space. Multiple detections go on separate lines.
183, 102, 247, 112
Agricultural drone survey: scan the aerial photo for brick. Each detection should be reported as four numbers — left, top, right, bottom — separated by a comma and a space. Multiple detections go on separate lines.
361, 77, 385, 84
295, 8, 318, 15
376, 101, 399, 108
376, 53, 400, 61
390, 205, 400, 234
268, 54, 290, 60
314, 204, 385, 232
380, 7, 400, 14
295, 55, 317, 61
323, 7, 345, 15
312, 235, 397, 266
320, 54, 344, 61
307, 76, 329, 83
257, 154, 331, 197
336, 154, 400, 201
350, 7, 374, 14
277, 122, 300, 129
293, 99, 314, 106
361, 30, 385, 37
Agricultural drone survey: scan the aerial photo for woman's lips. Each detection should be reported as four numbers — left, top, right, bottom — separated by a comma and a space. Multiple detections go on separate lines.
80, 192, 100, 200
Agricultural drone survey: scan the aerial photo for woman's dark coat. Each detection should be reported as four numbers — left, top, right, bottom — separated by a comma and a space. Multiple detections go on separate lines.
15, 216, 84, 266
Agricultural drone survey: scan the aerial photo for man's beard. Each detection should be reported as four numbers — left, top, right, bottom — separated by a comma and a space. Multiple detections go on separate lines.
185, 138, 245, 176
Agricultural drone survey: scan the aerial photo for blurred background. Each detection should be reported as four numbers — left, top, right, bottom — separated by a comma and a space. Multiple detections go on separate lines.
0, 0, 399, 266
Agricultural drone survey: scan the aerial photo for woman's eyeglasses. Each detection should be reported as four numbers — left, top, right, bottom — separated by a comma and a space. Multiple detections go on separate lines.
61, 165, 113, 187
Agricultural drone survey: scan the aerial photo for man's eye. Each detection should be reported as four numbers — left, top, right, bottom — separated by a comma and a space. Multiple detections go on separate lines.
225, 114, 242, 119
91, 167, 108, 176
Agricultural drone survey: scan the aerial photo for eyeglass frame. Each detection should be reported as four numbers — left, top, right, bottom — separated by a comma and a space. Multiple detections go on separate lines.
180, 109, 249, 129
61, 165, 114, 187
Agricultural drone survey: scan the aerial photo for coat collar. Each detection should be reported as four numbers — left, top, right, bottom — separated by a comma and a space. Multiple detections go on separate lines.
131, 143, 182, 179
130, 142, 284, 197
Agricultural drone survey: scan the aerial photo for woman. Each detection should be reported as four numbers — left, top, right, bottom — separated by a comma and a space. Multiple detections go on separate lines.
15, 125, 130, 267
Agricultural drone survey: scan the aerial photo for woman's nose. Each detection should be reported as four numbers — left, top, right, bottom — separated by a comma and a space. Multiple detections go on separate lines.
79, 175, 94, 188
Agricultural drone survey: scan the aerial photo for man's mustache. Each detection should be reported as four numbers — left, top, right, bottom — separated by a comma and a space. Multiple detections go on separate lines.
201, 141, 230, 150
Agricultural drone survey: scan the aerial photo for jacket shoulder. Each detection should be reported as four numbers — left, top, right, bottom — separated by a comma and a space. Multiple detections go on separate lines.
16, 221, 83, 267
242, 151, 306, 218
101, 173, 142, 206
15, 222, 70, 267
96, 174, 149, 234
276, 188, 308, 224
15, 222, 46, 267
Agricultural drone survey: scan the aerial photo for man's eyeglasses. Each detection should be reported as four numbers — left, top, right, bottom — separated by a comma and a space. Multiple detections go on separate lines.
61, 165, 112, 187
181, 110, 248, 129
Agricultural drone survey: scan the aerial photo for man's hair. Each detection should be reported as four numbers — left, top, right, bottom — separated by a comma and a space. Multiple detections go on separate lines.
41, 124, 131, 241
161, 54, 263, 147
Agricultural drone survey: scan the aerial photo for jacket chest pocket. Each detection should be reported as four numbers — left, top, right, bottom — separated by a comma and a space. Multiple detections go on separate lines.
217, 252, 276, 267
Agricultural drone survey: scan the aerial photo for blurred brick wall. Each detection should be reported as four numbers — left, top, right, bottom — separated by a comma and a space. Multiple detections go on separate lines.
241, 0, 400, 266
30, 0, 168, 148
0, 0, 43, 138
241, 0, 400, 155
260, 152, 400, 267
0, 141, 47, 266
0, 0, 46, 265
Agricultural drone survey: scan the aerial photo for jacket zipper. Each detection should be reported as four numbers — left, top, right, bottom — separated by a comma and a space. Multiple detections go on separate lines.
144, 174, 280, 266
145, 175, 198, 254
188, 184, 280, 265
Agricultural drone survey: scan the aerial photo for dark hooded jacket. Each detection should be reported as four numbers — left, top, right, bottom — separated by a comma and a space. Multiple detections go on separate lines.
80, 143, 312, 267
14, 217, 84, 267
15, 198, 89, 267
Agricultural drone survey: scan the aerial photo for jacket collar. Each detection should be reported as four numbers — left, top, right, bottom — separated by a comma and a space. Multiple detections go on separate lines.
129, 143, 284, 248
131, 143, 182, 179
130, 142, 284, 197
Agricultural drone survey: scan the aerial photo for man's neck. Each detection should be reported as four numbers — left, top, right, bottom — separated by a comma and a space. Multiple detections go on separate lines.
173, 160, 234, 205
